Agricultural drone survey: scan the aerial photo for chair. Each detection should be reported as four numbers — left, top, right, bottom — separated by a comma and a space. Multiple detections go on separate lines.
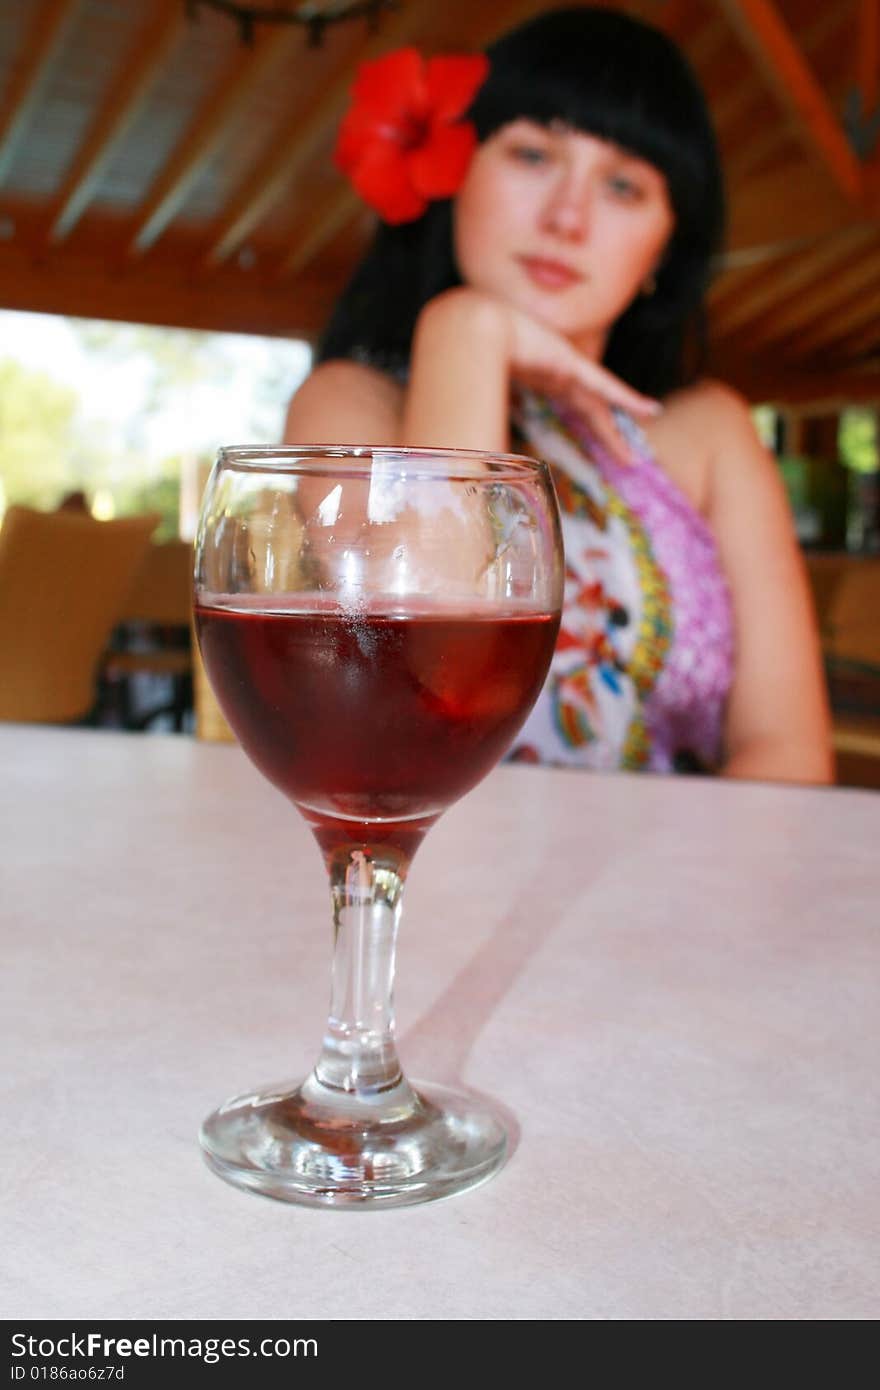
818, 557, 880, 789
804, 552, 849, 642
100, 539, 195, 730
824, 558, 880, 669
0, 505, 159, 723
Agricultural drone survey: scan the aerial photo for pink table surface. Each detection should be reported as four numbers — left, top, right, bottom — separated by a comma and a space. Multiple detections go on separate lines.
2, 726, 878, 1320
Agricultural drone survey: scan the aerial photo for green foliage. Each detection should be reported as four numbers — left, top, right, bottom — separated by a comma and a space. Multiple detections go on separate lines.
1, 316, 309, 532
778, 453, 850, 549
751, 405, 777, 449
70, 321, 231, 413
0, 359, 79, 509
777, 454, 810, 512
838, 408, 878, 475
110, 456, 187, 541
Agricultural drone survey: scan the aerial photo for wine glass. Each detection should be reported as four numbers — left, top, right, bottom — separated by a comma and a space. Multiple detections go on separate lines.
194, 445, 563, 1207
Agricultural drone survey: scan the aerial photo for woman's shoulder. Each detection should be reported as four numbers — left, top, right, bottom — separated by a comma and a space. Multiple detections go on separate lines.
283, 358, 405, 445
660, 377, 754, 433
652, 376, 761, 465
655, 374, 795, 557
640, 378, 762, 515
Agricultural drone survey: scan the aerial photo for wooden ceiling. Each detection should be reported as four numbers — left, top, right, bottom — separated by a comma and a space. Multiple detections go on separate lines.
1, 0, 880, 405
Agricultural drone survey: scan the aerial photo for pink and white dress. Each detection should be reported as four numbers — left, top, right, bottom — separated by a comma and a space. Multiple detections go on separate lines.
511, 391, 735, 774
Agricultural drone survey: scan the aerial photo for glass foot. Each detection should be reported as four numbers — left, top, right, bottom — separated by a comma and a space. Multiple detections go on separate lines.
200, 1074, 509, 1209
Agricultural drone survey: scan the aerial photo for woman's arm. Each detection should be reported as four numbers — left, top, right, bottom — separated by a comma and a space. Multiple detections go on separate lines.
697, 382, 833, 785
284, 289, 662, 460
283, 358, 404, 444
403, 288, 662, 459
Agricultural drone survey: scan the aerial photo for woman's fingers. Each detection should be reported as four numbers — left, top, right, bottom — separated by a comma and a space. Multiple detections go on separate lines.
506, 302, 661, 461
573, 392, 636, 465
516, 365, 637, 464
512, 310, 661, 415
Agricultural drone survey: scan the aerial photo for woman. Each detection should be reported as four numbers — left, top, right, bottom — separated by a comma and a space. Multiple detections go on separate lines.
285, 6, 832, 784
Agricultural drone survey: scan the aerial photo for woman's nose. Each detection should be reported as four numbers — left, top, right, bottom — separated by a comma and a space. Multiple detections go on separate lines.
541, 176, 591, 241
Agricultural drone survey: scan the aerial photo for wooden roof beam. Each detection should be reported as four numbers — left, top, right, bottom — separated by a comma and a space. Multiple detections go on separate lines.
713, 5, 847, 172
710, 224, 878, 336
278, 186, 359, 281
49, 0, 186, 245
723, 235, 880, 351
859, 0, 879, 117
725, 161, 855, 260
0, 222, 333, 338
718, 0, 864, 204
128, 24, 300, 257
651, 0, 697, 41
202, 4, 426, 271
782, 272, 880, 359
708, 354, 880, 405
817, 297, 880, 364
0, 0, 82, 187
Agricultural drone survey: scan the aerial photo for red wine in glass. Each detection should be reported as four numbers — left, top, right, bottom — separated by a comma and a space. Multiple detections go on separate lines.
194, 598, 559, 860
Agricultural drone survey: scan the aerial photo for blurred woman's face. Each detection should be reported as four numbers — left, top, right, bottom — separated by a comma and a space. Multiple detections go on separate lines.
453, 120, 675, 358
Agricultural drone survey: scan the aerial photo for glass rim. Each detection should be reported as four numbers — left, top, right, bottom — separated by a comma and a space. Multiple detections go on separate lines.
215, 443, 549, 480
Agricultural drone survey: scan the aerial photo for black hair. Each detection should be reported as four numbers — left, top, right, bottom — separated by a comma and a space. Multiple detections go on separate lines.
318, 6, 725, 398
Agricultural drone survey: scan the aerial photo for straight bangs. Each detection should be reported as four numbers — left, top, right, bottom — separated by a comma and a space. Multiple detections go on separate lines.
474, 71, 695, 191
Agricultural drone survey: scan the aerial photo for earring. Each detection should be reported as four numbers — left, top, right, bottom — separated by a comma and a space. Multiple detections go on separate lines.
641, 272, 657, 296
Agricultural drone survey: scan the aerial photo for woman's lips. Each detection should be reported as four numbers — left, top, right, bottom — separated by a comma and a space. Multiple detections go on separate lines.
518, 256, 584, 290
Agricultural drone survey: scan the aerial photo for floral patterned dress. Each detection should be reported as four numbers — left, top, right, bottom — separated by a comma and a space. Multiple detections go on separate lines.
510, 391, 735, 773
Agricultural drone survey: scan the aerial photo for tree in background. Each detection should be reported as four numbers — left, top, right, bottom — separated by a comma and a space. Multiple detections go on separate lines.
839, 408, 880, 552
839, 408, 878, 475
0, 315, 309, 532
65, 321, 308, 536
0, 360, 79, 510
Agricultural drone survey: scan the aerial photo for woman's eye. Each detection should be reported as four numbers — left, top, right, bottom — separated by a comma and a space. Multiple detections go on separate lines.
510, 144, 550, 165
606, 175, 643, 201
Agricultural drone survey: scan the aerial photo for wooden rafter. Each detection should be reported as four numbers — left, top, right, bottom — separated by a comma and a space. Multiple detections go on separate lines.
686, 16, 731, 70
201, 4, 424, 270
713, 4, 847, 171
724, 78, 855, 188
278, 186, 359, 281
49, 0, 186, 244
859, 0, 879, 116
710, 224, 878, 336
725, 234, 880, 351
707, 353, 880, 405
0, 0, 82, 187
722, 117, 798, 185
785, 270, 880, 359
650, 0, 695, 39
835, 309, 880, 362
0, 216, 334, 338
128, 24, 300, 257
707, 256, 763, 311
725, 161, 854, 262
718, 0, 863, 203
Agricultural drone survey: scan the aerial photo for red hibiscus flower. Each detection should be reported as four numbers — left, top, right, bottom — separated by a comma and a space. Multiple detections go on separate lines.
334, 47, 489, 224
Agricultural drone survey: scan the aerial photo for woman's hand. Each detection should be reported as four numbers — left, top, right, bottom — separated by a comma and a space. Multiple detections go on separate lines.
501, 296, 662, 462
407, 288, 661, 463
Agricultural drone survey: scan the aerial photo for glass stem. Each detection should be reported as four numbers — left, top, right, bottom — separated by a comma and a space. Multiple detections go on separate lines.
313, 847, 409, 1097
